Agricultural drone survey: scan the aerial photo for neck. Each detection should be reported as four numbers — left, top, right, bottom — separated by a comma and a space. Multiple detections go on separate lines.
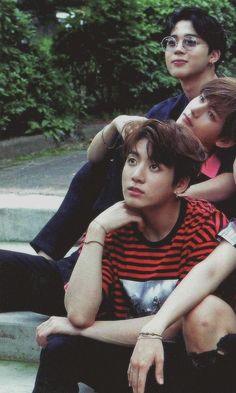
141, 198, 181, 242
180, 69, 218, 100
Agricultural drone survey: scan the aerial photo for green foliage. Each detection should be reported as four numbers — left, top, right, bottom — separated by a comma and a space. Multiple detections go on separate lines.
54, 0, 236, 113
0, 0, 85, 140
1, 0, 236, 139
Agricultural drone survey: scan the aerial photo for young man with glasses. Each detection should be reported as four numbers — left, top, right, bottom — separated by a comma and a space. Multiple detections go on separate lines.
147, 6, 226, 120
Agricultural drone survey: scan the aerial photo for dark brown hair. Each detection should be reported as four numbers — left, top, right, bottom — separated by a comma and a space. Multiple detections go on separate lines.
123, 119, 207, 185
201, 77, 236, 142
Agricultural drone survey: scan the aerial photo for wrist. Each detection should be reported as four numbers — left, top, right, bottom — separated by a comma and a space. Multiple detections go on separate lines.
102, 124, 118, 149
140, 321, 165, 336
87, 221, 106, 241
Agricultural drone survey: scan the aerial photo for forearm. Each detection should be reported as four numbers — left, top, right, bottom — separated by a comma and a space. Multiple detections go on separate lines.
87, 115, 147, 163
233, 158, 236, 183
184, 173, 235, 202
87, 123, 118, 163
65, 222, 105, 327
141, 241, 236, 335
37, 250, 53, 261
80, 316, 154, 346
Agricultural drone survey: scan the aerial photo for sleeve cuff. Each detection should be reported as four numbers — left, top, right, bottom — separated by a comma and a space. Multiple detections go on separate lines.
217, 219, 236, 247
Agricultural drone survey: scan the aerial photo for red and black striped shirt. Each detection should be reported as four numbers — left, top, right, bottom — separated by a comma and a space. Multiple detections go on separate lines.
99, 198, 228, 319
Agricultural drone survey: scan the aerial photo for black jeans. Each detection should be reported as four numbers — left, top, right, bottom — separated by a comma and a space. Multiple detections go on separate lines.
0, 249, 78, 315
33, 335, 189, 393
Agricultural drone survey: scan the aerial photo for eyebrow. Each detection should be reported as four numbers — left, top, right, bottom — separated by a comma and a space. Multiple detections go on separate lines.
127, 149, 139, 157
171, 34, 200, 38
210, 105, 221, 118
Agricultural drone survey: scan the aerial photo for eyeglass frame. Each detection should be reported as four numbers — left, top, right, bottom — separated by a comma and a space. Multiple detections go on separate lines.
161, 34, 206, 52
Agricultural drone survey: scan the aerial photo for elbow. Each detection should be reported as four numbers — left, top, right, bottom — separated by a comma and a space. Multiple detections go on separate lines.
67, 307, 95, 329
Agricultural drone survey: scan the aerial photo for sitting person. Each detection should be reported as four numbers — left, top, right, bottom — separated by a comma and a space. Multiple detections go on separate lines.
33, 119, 229, 393
87, 78, 236, 215
128, 227, 236, 393
0, 78, 235, 319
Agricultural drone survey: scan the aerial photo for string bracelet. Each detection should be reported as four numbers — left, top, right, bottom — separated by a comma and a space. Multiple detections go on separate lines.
138, 332, 163, 340
84, 240, 104, 247
101, 128, 118, 150
93, 220, 107, 234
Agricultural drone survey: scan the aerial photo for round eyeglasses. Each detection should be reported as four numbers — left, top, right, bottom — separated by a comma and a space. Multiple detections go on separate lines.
161, 35, 200, 52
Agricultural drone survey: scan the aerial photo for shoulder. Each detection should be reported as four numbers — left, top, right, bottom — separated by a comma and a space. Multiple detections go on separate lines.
105, 224, 138, 245
184, 197, 228, 229
217, 146, 236, 174
146, 93, 188, 120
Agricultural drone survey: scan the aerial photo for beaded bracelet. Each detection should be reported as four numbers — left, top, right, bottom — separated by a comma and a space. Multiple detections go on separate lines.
138, 332, 163, 340
84, 240, 104, 247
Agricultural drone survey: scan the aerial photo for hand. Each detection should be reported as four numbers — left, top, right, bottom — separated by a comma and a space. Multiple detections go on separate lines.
36, 316, 80, 347
92, 201, 145, 234
128, 338, 164, 393
112, 115, 147, 139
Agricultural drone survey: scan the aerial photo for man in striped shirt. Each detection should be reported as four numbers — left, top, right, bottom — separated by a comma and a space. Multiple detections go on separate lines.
33, 119, 231, 393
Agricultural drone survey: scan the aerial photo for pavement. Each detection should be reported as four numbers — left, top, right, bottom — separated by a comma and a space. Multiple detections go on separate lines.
0, 127, 103, 392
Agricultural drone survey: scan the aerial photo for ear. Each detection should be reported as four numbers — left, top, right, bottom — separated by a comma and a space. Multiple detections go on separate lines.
208, 49, 221, 65
174, 177, 190, 195
215, 137, 236, 148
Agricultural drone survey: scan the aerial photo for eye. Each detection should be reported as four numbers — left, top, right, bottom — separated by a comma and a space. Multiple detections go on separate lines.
127, 156, 137, 166
208, 111, 216, 121
184, 37, 197, 48
150, 162, 160, 172
167, 38, 176, 47
199, 94, 206, 103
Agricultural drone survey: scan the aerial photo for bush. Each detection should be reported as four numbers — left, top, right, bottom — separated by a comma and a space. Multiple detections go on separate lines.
0, 0, 85, 140
54, 0, 236, 113
1, 0, 236, 139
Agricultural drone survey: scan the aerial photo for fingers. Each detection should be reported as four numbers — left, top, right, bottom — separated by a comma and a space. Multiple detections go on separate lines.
36, 319, 51, 347
155, 356, 164, 385
128, 361, 148, 393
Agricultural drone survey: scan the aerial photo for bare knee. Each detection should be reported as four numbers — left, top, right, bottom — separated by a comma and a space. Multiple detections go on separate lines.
183, 295, 236, 353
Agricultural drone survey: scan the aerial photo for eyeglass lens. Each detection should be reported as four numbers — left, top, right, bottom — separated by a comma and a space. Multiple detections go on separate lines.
162, 36, 197, 51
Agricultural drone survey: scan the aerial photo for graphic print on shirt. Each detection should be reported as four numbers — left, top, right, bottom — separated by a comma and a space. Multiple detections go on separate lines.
120, 278, 178, 318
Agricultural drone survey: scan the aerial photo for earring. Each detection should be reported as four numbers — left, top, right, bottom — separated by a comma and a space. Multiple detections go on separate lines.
174, 191, 179, 198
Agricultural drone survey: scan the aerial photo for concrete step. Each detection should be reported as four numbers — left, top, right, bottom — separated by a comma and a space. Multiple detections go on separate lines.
0, 194, 63, 242
0, 313, 95, 393
0, 312, 48, 363
0, 360, 94, 393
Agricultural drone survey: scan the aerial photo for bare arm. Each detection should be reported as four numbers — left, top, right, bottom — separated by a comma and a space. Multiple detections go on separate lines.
36, 314, 180, 348
128, 241, 236, 392
183, 173, 235, 202
233, 158, 236, 183
87, 115, 147, 163
37, 250, 53, 260
65, 201, 144, 327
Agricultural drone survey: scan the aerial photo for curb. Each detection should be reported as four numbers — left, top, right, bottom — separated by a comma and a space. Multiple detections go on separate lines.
0, 194, 62, 242
0, 122, 107, 160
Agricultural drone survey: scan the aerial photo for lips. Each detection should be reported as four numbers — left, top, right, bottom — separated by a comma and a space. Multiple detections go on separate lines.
127, 186, 144, 197
171, 59, 188, 66
182, 113, 193, 127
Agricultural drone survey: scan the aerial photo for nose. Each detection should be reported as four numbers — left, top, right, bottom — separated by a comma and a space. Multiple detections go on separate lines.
174, 40, 186, 53
191, 102, 207, 118
131, 164, 145, 183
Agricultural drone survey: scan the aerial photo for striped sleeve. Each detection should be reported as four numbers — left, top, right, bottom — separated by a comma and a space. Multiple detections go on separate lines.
178, 207, 228, 280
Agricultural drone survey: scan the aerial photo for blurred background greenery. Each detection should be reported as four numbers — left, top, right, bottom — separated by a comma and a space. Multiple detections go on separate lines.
1, 0, 236, 141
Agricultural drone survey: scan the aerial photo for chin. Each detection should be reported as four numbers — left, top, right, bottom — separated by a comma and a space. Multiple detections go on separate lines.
124, 197, 143, 209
